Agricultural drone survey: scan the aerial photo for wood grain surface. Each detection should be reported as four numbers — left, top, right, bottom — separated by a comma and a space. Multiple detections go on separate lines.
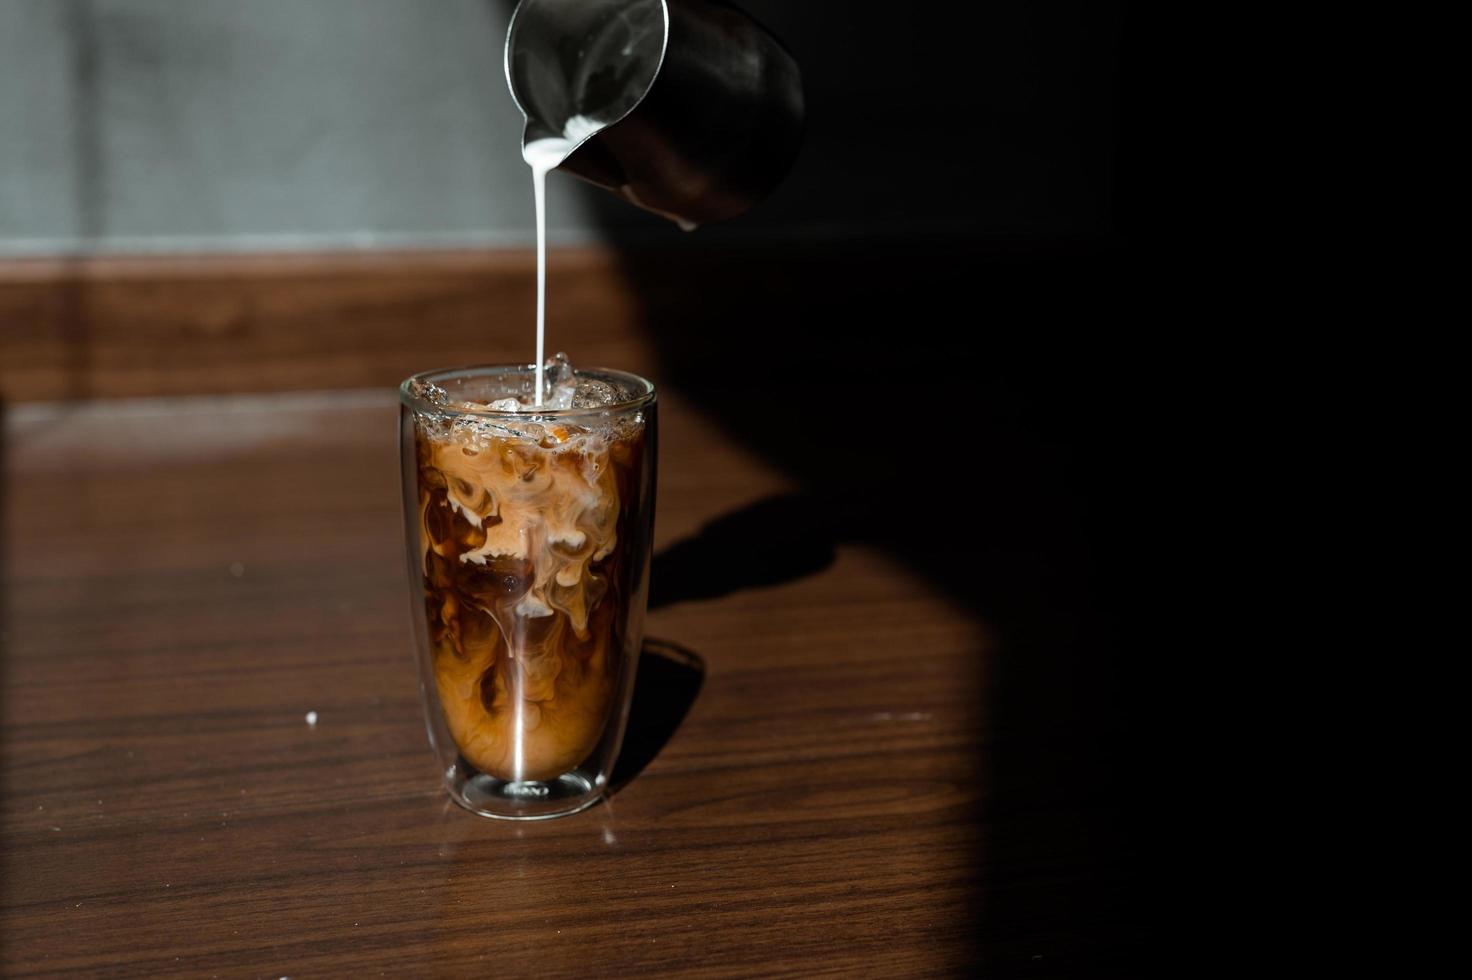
1, 243, 1147, 976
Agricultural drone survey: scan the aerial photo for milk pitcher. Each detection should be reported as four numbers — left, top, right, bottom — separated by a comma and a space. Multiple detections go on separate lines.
505, 0, 805, 227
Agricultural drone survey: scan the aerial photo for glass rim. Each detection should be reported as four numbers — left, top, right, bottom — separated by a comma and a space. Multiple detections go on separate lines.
398, 363, 657, 420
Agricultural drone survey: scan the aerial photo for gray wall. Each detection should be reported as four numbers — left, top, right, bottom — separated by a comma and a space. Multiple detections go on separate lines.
0, 0, 1120, 255
0, 0, 584, 253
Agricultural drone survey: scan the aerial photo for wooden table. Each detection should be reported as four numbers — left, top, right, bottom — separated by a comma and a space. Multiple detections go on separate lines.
1, 347, 1142, 974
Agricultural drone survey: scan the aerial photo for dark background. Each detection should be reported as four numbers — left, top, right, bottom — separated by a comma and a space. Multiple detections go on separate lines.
583, 3, 1160, 973
593, 0, 1127, 243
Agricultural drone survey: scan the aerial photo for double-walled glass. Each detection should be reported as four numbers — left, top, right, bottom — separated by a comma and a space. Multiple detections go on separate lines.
398, 365, 657, 819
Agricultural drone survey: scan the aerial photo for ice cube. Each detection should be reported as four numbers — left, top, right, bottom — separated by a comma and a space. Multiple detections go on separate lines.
410, 379, 451, 406
572, 378, 621, 408
487, 397, 523, 413
542, 352, 577, 410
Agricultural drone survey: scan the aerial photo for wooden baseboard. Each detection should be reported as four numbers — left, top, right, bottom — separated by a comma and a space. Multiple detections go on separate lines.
0, 247, 652, 402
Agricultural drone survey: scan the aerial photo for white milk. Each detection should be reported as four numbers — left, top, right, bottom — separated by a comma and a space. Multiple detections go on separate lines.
522, 116, 605, 405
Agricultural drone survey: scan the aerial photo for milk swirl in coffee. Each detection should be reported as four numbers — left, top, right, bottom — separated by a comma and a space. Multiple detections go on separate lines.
408, 362, 648, 784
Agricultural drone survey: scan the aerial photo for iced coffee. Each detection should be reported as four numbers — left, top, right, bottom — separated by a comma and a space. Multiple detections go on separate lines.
399, 360, 655, 815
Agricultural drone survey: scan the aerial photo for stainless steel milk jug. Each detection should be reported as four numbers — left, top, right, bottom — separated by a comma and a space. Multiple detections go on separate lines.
506, 0, 805, 227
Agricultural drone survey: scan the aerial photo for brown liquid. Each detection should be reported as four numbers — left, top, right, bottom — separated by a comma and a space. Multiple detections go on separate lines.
413, 416, 645, 781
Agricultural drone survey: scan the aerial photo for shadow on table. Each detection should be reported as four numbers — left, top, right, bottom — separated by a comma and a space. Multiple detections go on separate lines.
578, 233, 1154, 973
650, 494, 836, 610
613, 496, 830, 794
608, 638, 705, 793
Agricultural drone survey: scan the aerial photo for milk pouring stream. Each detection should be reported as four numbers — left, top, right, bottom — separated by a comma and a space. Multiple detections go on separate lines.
521, 115, 605, 406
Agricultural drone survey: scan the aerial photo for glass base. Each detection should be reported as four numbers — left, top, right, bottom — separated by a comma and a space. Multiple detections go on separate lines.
445, 760, 605, 820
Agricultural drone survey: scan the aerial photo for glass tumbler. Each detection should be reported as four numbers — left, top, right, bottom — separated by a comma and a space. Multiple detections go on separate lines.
398, 365, 657, 819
